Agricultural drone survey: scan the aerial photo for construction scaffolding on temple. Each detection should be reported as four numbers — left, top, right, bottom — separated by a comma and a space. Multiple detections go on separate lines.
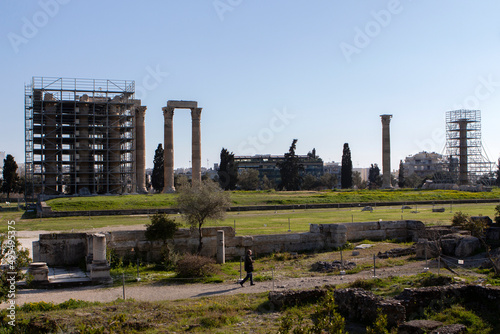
445, 109, 494, 185
25, 77, 147, 202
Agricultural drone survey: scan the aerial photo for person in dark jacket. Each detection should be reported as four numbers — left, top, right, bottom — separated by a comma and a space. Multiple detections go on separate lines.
240, 249, 255, 287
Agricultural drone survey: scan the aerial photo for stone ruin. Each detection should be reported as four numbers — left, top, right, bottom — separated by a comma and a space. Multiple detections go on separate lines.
311, 260, 356, 273
269, 284, 500, 333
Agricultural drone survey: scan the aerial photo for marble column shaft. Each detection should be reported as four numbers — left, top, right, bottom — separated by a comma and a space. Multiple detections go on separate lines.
381, 115, 392, 189
191, 108, 202, 185
135, 106, 147, 193
163, 107, 175, 193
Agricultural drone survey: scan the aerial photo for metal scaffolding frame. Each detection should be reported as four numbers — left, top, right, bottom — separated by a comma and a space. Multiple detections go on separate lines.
25, 77, 138, 202
445, 109, 494, 185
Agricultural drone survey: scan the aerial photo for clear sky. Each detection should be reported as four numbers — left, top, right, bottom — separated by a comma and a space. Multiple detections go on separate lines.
1, 0, 500, 171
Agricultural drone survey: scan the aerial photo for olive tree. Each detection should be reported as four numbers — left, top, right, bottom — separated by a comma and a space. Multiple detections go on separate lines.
176, 180, 231, 254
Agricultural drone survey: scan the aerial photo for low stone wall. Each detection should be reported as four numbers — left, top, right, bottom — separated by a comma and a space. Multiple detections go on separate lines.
33, 220, 425, 265
334, 288, 406, 327
395, 285, 500, 320
33, 233, 87, 266
268, 285, 500, 331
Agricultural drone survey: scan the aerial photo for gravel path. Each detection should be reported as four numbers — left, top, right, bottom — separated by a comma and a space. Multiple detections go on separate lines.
7, 263, 428, 308
7, 227, 432, 308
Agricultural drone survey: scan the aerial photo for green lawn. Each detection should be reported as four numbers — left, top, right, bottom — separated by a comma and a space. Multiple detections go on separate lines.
3, 203, 498, 235
45, 188, 500, 212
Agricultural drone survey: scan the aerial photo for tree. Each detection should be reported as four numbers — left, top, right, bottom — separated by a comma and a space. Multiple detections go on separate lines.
1, 232, 31, 302
368, 164, 382, 189
320, 172, 338, 189
341, 143, 353, 189
352, 170, 363, 189
1, 155, 19, 201
177, 180, 231, 254
404, 173, 424, 188
277, 139, 304, 191
260, 175, 273, 190
398, 160, 405, 188
237, 169, 260, 190
218, 148, 238, 190
151, 144, 164, 192
302, 173, 321, 190
145, 213, 181, 269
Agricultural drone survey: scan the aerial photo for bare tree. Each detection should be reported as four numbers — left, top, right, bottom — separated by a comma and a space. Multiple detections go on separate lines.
176, 180, 231, 254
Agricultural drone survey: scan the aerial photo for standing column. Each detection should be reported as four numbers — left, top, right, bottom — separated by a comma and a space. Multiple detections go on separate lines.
458, 119, 469, 185
191, 108, 202, 185
135, 106, 147, 193
380, 114, 393, 189
163, 107, 175, 193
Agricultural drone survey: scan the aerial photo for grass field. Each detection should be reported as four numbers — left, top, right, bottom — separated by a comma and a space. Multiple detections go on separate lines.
45, 188, 500, 212
2, 203, 498, 235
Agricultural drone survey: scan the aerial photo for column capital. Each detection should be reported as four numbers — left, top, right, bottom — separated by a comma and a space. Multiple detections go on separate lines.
162, 107, 174, 119
136, 106, 147, 114
191, 108, 202, 120
380, 114, 392, 126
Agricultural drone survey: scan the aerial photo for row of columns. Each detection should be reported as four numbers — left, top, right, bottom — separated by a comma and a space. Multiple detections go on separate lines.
135, 101, 202, 194
162, 101, 202, 193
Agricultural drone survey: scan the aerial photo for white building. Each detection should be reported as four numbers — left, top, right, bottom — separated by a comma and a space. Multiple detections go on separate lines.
403, 151, 449, 177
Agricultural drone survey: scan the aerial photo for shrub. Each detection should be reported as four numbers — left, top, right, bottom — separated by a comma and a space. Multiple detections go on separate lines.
366, 309, 391, 334
349, 278, 383, 291
176, 254, 219, 278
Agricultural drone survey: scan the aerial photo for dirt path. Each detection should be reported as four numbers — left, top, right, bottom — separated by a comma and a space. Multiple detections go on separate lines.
7, 263, 429, 308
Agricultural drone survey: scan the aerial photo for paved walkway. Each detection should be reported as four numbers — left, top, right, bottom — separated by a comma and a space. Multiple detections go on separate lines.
4, 263, 429, 308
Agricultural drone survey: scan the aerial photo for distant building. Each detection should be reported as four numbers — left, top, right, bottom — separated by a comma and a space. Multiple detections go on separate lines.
403, 151, 451, 178
353, 167, 369, 181
234, 154, 324, 185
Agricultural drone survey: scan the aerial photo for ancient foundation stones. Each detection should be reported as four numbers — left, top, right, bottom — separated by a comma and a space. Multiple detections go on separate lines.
334, 288, 406, 327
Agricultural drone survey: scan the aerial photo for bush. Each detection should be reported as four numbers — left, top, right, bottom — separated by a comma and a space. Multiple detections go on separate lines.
349, 278, 383, 291
176, 254, 219, 278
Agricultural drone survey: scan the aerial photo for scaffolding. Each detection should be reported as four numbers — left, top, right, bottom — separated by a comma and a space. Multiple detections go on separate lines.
445, 109, 494, 185
25, 77, 140, 202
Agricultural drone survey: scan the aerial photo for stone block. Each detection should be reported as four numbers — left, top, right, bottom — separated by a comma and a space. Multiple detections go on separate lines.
310, 224, 320, 233
455, 236, 481, 258
397, 320, 443, 334
380, 221, 407, 230
242, 236, 254, 247
28, 262, 49, 282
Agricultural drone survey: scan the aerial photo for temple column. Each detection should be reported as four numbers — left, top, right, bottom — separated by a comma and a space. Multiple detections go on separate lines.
380, 114, 393, 189
135, 106, 147, 193
163, 107, 175, 193
191, 108, 202, 185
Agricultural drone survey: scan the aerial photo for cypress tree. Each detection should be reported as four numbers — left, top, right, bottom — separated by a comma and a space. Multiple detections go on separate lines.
341, 143, 353, 189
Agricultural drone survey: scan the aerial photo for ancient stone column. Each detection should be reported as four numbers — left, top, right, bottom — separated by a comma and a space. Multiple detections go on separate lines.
380, 114, 393, 189
458, 119, 469, 185
93, 233, 106, 262
135, 106, 147, 193
217, 230, 225, 264
191, 108, 202, 185
163, 107, 175, 193
91, 233, 111, 282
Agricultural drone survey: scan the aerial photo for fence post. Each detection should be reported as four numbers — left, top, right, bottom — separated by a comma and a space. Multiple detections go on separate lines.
122, 273, 126, 299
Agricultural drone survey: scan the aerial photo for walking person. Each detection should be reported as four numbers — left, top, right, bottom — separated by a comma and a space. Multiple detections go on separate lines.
240, 249, 255, 287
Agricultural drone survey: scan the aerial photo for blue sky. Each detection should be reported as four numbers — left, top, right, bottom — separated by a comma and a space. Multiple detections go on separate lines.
1, 0, 500, 171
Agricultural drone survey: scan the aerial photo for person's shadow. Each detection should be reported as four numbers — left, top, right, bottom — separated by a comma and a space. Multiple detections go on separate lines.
193, 286, 240, 298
